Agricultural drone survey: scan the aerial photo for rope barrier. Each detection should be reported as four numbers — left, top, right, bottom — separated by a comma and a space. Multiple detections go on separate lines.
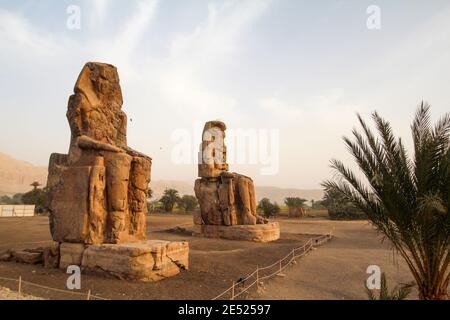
211, 232, 333, 300
0, 276, 109, 300
1, 233, 333, 301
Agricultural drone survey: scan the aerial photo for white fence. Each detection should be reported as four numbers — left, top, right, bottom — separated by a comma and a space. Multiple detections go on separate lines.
0, 205, 35, 217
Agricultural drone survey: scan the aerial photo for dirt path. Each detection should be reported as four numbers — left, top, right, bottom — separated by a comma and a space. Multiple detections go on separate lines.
0, 215, 314, 300
1, 215, 429, 300
251, 219, 418, 300
0, 287, 43, 300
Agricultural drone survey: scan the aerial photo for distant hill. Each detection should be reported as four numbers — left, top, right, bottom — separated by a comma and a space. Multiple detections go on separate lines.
150, 180, 195, 200
150, 180, 323, 204
0, 152, 47, 196
0, 152, 324, 203
255, 186, 324, 204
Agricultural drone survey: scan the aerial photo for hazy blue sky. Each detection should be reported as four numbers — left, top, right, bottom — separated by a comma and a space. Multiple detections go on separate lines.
1, 0, 450, 188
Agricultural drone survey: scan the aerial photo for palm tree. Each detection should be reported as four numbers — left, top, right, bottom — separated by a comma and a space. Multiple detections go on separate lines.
159, 189, 180, 213
30, 181, 41, 191
147, 188, 153, 200
323, 103, 449, 300
284, 197, 307, 208
284, 197, 307, 217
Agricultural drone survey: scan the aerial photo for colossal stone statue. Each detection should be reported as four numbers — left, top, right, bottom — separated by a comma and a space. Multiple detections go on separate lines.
47, 62, 151, 245
2, 62, 189, 282
193, 121, 280, 242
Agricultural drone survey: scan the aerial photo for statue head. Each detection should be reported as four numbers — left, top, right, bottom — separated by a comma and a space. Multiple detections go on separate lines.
67, 62, 127, 148
198, 120, 229, 178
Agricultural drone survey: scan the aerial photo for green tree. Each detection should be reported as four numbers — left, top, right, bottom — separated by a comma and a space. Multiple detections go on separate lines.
323, 103, 450, 300
22, 187, 49, 211
284, 197, 307, 208
0, 195, 13, 204
147, 188, 153, 200
159, 189, 180, 213
322, 189, 366, 220
284, 197, 307, 218
147, 200, 163, 213
0, 194, 25, 205
30, 181, 41, 191
12, 193, 23, 204
177, 195, 198, 212
311, 200, 326, 210
257, 198, 280, 218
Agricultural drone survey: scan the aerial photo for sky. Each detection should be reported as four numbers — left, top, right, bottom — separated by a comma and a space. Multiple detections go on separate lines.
0, 0, 450, 189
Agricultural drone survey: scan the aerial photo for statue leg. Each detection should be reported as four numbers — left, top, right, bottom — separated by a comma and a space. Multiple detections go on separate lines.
237, 176, 257, 225
128, 156, 151, 240
104, 152, 132, 243
87, 159, 107, 244
218, 177, 235, 226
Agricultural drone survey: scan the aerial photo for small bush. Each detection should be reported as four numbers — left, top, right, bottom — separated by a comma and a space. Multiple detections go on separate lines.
177, 195, 198, 212
322, 189, 366, 220
257, 198, 280, 218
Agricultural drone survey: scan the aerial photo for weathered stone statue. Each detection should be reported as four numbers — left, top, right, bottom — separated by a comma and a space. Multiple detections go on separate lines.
193, 121, 280, 242
47, 62, 151, 245
41, 62, 189, 281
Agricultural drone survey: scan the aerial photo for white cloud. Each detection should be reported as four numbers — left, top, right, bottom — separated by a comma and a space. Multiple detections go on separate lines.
117, 0, 272, 125
90, 0, 158, 81
170, 0, 271, 63
259, 88, 352, 122
7, 1, 448, 188
156, 0, 271, 119
81, 0, 272, 123
0, 9, 66, 57
90, 0, 109, 29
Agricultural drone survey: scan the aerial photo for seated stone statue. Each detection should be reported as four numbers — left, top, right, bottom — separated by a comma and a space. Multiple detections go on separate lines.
194, 121, 267, 226
47, 62, 152, 245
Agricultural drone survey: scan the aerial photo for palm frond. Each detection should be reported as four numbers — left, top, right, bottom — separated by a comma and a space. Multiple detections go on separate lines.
324, 103, 450, 300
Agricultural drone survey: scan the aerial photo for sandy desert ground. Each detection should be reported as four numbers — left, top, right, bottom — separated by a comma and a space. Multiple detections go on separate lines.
0, 214, 420, 300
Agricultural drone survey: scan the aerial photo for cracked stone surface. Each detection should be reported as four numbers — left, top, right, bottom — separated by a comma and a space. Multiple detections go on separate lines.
47, 62, 152, 245
193, 121, 280, 242
81, 240, 189, 282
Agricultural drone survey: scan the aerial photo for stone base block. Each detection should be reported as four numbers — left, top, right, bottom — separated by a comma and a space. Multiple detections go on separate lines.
44, 243, 60, 269
81, 240, 189, 282
59, 243, 86, 270
14, 250, 43, 265
192, 222, 280, 242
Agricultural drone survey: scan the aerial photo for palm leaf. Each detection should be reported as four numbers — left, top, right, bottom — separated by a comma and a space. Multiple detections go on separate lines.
323, 103, 450, 300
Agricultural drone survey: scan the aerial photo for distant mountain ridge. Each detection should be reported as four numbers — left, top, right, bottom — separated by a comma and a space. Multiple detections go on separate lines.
0, 152, 324, 203
150, 180, 323, 204
0, 152, 47, 196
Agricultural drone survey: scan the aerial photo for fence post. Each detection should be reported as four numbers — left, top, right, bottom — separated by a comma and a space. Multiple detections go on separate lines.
279, 260, 282, 273
86, 290, 91, 300
256, 266, 259, 290
231, 281, 235, 300
18, 276, 22, 295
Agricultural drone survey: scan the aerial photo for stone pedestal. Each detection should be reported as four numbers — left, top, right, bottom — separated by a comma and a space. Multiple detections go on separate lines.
192, 222, 280, 243
58, 240, 189, 282
59, 243, 86, 270
193, 121, 279, 239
